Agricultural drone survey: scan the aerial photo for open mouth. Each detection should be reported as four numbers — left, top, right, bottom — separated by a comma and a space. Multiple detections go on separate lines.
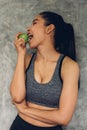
28, 33, 33, 42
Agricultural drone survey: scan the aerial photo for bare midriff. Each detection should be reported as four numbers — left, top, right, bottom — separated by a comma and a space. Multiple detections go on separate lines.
19, 102, 58, 127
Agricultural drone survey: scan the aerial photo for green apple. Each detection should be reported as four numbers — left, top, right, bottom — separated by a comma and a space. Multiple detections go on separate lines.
18, 33, 28, 43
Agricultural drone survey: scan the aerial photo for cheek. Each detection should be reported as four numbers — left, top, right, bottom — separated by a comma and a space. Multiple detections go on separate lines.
35, 33, 45, 44
32, 25, 46, 43
36, 28, 45, 39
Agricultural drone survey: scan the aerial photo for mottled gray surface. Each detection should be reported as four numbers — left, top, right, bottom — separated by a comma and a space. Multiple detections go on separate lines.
0, 0, 87, 130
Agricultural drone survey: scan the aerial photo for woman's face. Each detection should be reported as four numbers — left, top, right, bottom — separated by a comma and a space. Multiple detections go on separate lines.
27, 15, 48, 48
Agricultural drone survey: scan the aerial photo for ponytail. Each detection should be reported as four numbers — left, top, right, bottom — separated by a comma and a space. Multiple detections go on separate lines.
55, 23, 76, 61
40, 11, 76, 61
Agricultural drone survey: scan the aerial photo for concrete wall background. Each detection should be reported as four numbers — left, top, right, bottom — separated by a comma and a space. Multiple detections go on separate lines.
0, 0, 87, 130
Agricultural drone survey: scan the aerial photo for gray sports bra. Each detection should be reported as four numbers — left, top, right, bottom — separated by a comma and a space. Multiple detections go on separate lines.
25, 53, 65, 108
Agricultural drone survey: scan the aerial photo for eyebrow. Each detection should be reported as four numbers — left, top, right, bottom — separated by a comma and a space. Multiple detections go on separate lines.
32, 19, 39, 23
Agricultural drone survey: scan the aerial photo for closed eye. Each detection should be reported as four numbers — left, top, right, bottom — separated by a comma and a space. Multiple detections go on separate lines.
32, 19, 39, 25
32, 21, 37, 25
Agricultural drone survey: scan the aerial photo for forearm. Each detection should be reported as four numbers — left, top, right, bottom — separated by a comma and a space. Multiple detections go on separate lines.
15, 102, 66, 125
23, 107, 64, 125
15, 102, 58, 125
10, 54, 26, 103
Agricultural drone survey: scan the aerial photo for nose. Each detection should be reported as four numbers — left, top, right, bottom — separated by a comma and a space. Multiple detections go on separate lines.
27, 26, 30, 32
27, 25, 32, 32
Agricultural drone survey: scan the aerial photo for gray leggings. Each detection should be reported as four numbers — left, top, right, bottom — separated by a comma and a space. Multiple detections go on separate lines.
10, 115, 63, 130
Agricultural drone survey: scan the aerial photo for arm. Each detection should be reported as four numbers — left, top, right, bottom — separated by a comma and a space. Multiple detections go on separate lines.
10, 54, 26, 103
10, 33, 31, 103
15, 58, 80, 126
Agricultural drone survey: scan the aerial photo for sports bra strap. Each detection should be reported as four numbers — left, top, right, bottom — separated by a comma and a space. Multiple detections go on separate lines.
59, 55, 66, 83
25, 53, 35, 73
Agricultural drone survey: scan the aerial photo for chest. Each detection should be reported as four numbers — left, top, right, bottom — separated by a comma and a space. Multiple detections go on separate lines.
34, 61, 58, 84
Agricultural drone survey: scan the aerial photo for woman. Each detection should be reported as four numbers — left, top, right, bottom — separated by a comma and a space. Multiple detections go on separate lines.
10, 11, 80, 130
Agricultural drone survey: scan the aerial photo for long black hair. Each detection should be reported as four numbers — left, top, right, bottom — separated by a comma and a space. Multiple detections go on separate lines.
39, 11, 76, 61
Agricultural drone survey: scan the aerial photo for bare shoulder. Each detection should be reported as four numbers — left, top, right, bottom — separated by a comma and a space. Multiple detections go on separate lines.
24, 53, 33, 71
63, 56, 79, 69
61, 56, 80, 80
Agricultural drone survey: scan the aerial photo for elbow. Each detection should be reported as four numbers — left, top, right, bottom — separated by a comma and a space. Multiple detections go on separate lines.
60, 118, 70, 126
55, 112, 71, 126
60, 111, 73, 126
10, 90, 26, 104
12, 97, 24, 104
11, 95, 25, 104
56, 117, 70, 126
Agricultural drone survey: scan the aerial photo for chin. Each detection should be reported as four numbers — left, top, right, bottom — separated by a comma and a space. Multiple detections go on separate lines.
29, 44, 37, 49
29, 42, 38, 49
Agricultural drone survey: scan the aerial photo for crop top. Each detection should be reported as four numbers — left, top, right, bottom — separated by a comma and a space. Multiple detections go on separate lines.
25, 53, 65, 108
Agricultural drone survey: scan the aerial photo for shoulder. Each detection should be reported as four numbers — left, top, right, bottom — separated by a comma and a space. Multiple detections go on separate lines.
24, 53, 33, 71
61, 56, 80, 81
62, 56, 79, 70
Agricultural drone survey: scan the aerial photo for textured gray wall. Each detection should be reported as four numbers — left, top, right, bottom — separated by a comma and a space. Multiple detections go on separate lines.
0, 0, 87, 130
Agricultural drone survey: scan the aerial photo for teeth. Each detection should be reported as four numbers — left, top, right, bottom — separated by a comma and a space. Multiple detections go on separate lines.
29, 34, 33, 39
29, 34, 33, 37
28, 34, 33, 41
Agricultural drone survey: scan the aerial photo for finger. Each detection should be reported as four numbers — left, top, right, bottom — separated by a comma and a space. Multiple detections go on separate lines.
18, 38, 25, 44
20, 43, 26, 48
15, 32, 22, 41
14, 38, 25, 49
14, 37, 25, 45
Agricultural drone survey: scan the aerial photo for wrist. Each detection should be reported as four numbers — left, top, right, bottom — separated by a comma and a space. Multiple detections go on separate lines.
17, 53, 26, 61
17, 54, 25, 67
18, 53, 25, 58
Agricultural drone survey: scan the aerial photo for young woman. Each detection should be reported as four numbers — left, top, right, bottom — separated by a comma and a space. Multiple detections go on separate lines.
10, 11, 80, 130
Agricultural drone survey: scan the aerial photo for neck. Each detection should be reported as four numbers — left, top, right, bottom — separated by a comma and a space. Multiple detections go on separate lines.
36, 41, 59, 62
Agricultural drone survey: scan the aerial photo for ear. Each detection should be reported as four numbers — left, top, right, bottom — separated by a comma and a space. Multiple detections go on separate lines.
46, 24, 55, 34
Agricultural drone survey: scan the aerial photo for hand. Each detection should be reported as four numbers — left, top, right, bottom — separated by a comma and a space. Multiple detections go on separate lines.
14, 32, 27, 56
15, 100, 27, 113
